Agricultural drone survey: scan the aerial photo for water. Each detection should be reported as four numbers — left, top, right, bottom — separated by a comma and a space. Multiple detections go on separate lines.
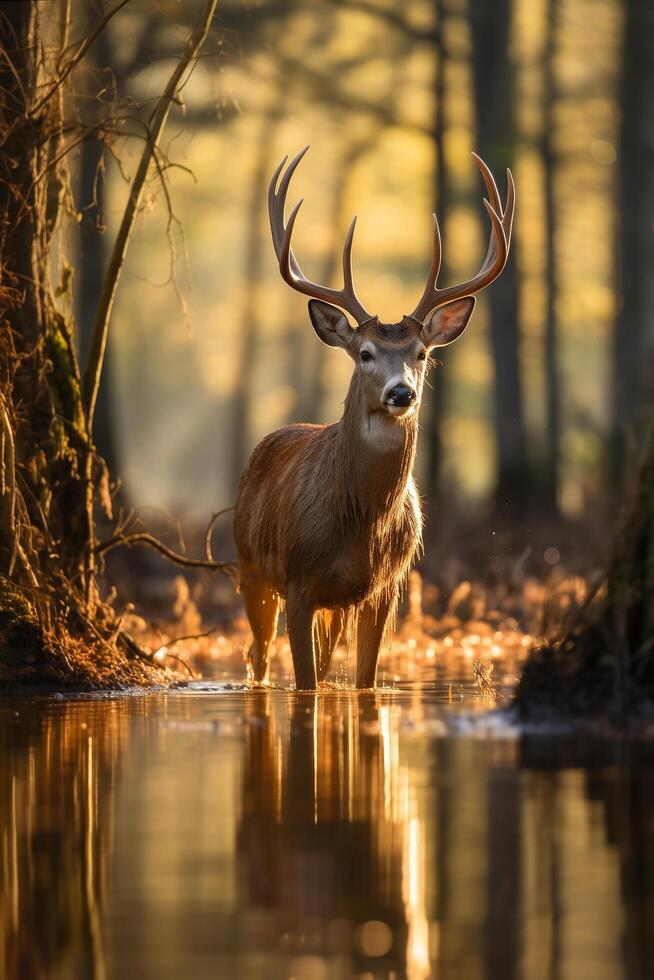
1, 682, 653, 980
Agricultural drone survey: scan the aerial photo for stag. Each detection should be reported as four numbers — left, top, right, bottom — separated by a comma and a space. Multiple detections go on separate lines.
234, 147, 514, 690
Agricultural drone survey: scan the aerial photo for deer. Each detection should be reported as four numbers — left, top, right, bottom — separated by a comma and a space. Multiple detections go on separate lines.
234, 146, 514, 691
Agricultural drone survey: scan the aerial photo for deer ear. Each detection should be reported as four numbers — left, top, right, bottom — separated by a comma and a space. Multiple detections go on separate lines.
421, 296, 476, 348
308, 300, 354, 350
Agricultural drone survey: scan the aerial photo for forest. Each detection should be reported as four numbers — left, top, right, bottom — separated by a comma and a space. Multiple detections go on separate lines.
0, 0, 652, 703
1, 0, 654, 977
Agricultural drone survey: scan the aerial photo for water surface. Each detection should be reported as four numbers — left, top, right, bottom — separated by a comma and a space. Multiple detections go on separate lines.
1, 682, 653, 979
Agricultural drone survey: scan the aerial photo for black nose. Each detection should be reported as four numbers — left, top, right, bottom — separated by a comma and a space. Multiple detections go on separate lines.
387, 385, 416, 407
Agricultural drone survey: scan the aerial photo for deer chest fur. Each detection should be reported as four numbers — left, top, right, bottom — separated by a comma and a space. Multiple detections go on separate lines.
234, 421, 423, 611
286, 480, 422, 609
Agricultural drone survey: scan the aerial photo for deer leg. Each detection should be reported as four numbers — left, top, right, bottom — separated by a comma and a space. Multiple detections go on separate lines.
315, 608, 345, 683
286, 586, 317, 691
356, 592, 396, 689
241, 568, 280, 683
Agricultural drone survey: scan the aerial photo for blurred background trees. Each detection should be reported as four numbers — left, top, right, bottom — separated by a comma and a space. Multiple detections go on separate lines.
67, 0, 649, 532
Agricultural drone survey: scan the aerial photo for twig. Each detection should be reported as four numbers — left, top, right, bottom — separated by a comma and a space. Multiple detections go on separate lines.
120, 629, 195, 678
31, 0, 133, 116
95, 530, 237, 577
162, 625, 219, 650
157, 651, 195, 678
151, 625, 219, 677
205, 506, 234, 561
82, 0, 218, 427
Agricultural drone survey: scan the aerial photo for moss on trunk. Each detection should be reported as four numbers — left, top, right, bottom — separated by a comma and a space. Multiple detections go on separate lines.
0, 1, 161, 687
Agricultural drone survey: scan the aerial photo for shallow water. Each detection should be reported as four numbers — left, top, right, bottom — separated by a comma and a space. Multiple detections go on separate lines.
1, 682, 653, 980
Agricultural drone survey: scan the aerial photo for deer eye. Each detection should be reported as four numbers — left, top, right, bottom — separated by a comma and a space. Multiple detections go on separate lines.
417, 350, 427, 362
360, 350, 374, 363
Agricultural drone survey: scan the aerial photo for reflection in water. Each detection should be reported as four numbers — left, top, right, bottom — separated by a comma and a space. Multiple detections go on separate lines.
1, 690, 653, 979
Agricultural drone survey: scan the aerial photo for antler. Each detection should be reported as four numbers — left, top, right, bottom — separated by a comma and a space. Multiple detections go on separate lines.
268, 146, 372, 325
408, 152, 515, 323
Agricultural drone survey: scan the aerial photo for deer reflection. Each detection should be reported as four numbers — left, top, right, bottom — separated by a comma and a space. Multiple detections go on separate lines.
236, 691, 432, 978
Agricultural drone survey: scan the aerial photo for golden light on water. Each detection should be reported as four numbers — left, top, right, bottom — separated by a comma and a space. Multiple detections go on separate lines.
0, 668, 648, 978
354, 920, 393, 957
403, 817, 431, 980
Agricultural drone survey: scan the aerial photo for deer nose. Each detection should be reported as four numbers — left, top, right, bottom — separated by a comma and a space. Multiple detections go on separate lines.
387, 385, 416, 408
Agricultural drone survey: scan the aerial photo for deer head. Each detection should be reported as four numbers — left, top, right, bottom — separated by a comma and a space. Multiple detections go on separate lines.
268, 146, 515, 419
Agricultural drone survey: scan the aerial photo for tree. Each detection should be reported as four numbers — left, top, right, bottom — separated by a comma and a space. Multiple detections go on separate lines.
423, 0, 449, 502
75, 22, 116, 474
469, 0, 530, 513
611, 0, 654, 478
229, 101, 284, 487
0, 0, 226, 688
540, 0, 561, 513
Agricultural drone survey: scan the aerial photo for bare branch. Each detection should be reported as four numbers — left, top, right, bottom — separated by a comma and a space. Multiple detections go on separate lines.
205, 506, 234, 561
31, 0, 133, 116
95, 531, 237, 579
82, 0, 218, 428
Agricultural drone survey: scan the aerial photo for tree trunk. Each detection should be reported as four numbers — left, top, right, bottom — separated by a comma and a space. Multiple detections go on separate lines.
541, 0, 561, 513
75, 28, 117, 475
611, 0, 654, 480
0, 0, 95, 598
229, 106, 283, 491
469, 0, 530, 513
0, 0, 219, 687
423, 0, 448, 502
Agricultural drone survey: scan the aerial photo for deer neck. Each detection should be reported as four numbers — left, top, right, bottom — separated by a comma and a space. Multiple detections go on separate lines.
335, 373, 418, 513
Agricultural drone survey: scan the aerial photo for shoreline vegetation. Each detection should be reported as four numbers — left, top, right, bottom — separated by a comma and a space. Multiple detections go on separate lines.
516, 421, 654, 719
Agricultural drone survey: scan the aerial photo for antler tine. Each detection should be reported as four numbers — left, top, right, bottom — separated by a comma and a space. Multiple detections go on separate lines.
479, 168, 515, 278
408, 152, 515, 322
343, 216, 357, 292
472, 151, 503, 273
269, 146, 309, 281
426, 212, 442, 292
504, 167, 516, 245
472, 151, 502, 214
268, 148, 372, 325
475, 154, 515, 236
278, 198, 305, 288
